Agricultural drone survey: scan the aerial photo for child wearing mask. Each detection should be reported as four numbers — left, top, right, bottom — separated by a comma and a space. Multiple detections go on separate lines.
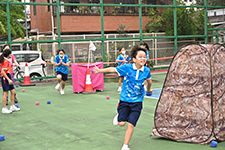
116, 48, 130, 93
54, 49, 70, 95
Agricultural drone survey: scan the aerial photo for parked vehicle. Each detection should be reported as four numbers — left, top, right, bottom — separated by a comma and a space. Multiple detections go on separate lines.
12, 51, 47, 82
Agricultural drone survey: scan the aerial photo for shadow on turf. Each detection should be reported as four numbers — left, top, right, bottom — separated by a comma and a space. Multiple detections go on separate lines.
150, 135, 183, 143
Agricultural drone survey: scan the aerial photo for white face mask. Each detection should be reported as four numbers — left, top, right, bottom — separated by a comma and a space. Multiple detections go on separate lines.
122, 51, 126, 55
59, 54, 64, 58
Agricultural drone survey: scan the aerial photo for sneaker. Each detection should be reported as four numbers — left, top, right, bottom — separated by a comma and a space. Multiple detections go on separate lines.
117, 87, 122, 93
2, 107, 12, 114
113, 114, 118, 125
60, 89, 65, 95
55, 82, 62, 90
10, 105, 20, 112
121, 146, 130, 150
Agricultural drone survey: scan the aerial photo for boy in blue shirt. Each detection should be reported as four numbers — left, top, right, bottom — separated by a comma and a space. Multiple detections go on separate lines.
116, 47, 131, 93
54, 49, 70, 95
94, 46, 152, 150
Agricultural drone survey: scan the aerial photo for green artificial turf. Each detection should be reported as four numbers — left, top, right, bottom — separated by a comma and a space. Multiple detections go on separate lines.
0, 73, 224, 150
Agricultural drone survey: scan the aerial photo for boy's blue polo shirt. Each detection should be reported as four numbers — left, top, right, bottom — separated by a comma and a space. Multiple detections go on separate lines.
116, 54, 131, 66
54, 55, 70, 74
116, 63, 151, 103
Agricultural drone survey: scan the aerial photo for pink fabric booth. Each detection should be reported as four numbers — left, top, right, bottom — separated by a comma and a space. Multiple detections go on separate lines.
71, 62, 104, 93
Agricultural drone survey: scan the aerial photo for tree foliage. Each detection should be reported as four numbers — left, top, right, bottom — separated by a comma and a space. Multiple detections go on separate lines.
195, 0, 225, 6
145, 1, 213, 37
0, 0, 25, 38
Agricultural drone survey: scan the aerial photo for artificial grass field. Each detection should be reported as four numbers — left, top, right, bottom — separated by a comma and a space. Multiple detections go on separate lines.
0, 73, 225, 150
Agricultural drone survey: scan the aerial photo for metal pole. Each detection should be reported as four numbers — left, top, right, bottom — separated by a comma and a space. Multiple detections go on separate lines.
56, 0, 61, 49
204, 0, 208, 44
216, 30, 219, 43
6, 0, 11, 49
173, 0, 178, 53
25, 5, 29, 50
100, 0, 105, 62
51, 0, 56, 55
139, 0, 143, 43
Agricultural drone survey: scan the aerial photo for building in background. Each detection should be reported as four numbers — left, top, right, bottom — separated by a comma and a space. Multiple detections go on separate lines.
30, 0, 173, 35
208, 9, 225, 43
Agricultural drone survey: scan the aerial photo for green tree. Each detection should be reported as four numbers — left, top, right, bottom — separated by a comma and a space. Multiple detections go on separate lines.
145, 1, 212, 38
0, 0, 25, 38
195, 0, 225, 6
145, 8, 162, 33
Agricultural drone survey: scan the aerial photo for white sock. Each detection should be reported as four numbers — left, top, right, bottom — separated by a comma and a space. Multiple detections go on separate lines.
122, 144, 128, 148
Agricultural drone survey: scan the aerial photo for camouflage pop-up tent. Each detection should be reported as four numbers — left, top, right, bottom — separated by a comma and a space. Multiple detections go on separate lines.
152, 44, 225, 144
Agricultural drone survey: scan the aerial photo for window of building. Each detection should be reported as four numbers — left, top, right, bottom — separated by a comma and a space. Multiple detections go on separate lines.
214, 12, 217, 16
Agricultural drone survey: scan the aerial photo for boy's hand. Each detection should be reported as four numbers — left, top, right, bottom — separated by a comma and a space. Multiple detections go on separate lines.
146, 90, 152, 96
8, 79, 13, 85
94, 66, 100, 73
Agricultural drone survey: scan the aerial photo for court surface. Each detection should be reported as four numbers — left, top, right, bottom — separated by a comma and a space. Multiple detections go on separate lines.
0, 72, 224, 150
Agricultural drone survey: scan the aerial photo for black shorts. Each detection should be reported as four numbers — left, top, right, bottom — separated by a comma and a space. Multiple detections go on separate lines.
117, 100, 143, 127
1, 73, 15, 92
56, 71, 68, 81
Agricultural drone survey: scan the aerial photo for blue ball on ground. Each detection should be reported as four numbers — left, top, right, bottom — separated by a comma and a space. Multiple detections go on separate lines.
210, 141, 218, 147
47, 101, 51, 104
15, 104, 19, 108
15, 85, 19, 88
0, 135, 5, 141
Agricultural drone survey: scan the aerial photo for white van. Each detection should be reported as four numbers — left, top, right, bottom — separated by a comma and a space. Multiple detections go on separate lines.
12, 51, 47, 81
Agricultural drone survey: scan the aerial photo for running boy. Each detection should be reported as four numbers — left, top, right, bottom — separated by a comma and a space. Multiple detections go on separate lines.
54, 49, 70, 95
116, 47, 130, 93
0, 49, 20, 114
94, 46, 152, 150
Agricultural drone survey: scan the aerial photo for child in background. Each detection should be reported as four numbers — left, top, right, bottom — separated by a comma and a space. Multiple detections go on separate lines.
1, 44, 20, 104
140, 42, 150, 66
116, 47, 130, 93
54, 49, 70, 95
140, 42, 150, 91
94, 46, 152, 150
0, 49, 20, 114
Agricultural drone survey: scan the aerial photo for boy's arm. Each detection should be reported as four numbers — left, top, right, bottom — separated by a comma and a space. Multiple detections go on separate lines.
116, 60, 124, 62
61, 62, 70, 67
94, 66, 116, 73
54, 57, 61, 66
146, 79, 152, 92
1, 70, 13, 85
13, 59, 19, 66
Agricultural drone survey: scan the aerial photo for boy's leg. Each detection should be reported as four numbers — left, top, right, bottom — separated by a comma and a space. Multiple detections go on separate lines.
124, 122, 134, 145
2, 91, 9, 108
55, 74, 62, 89
57, 74, 62, 83
10, 89, 16, 106
118, 77, 122, 92
61, 80, 66, 90
60, 73, 67, 95
118, 76, 122, 87
2, 91, 12, 114
10, 89, 20, 111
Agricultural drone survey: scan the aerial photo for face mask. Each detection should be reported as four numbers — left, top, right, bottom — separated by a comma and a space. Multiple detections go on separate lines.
122, 51, 126, 54
59, 54, 64, 58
